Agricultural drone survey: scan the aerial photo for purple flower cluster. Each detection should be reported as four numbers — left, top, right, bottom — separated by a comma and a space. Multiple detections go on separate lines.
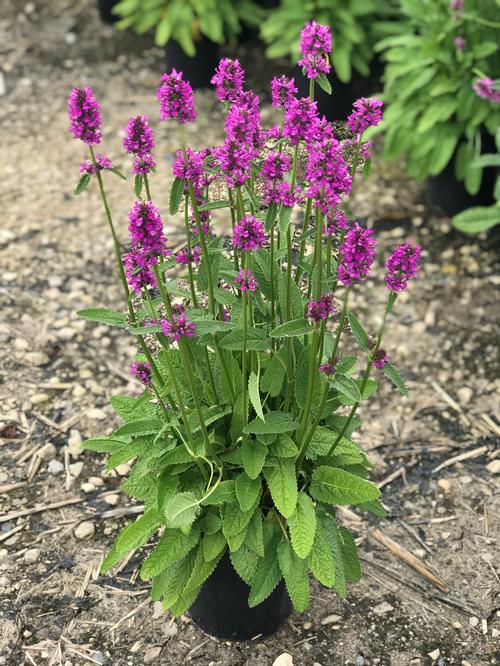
157, 70, 196, 124
125, 201, 167, 293
79, 153, 112, 174
319, 356, 339, 376
306, 292, 334, 321
176, 246, 202, 265
233, 213, 267, 251
298, 21, 332, 79
338, 223, 376, 285
472, 78, 500, 103
130, 361, 152, 386
211, 58, 245, 102
373, 348, 389, 370
450, 0, 463, 10
68, 86, 102, 145
261, 152, 292, 180
454, 36, 466, 50
123, 115, 155, 156
283, 97, 319, 145
271, 75, 298, 108
234, 268, 258, 292
305, 128, 352, 213
384, 243, 422, 292
161, 311, 196, 342
323, 209, 348, 236
132, 153, 156, 175
347, 97, 383, 136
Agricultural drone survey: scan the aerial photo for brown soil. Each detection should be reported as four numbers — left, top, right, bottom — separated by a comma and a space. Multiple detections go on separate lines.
1, 2, 499, 665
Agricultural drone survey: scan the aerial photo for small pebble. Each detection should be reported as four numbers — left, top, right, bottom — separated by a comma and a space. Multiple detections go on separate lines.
88, 408, 107, 420
31, 392, 49, 405
468, 616, 479, 628
428, 649, 440, 661
38, 443, 57, 461
104, 494, 120, 506
93, 651, 104, 665
47, 460, 64, 475
373, 601, 394, 615
272, 654, 293, 666
321, 614, 342, 625
73, 521, 95, 540
80, 482, 96, 493
23, 548, 40, 564
486, 460, 500, 474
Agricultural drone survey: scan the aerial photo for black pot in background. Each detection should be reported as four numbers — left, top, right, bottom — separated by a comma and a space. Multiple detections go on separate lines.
189, 552, 292, 640
165, 38, 219, 89
97, 0, 119, 24
426, 133, 497, 217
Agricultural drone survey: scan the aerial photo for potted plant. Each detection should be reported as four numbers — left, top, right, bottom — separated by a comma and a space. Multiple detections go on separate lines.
374, 0, 500, 216
260, 0, 399, 119
108, 0, 266, 88
68, 23, 421, 640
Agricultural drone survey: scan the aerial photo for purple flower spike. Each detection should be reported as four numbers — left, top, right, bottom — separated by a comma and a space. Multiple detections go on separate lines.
298, 21, 332, 80
320, 357, 339, 376
347, 97, 383, 136
211, 58, 245, 102
384, 243, 422, 292
261, 152, 292, 180
161, 313, 196, 342
79, 153, 112, 174
306, 292, 335, 322
124, 248, 157, 293
234, 269, 258, 293
233, 213, 267, 252
157, 70, 196, 124
271, 76, 298, 108
338, 223, 376, 285
132, 153, 156, 175
123, 115, 155, 156
68, 86, 102, 145
323, 209, 348, 236
373, 348, 389, 370
472, 78, 500, 103
130, 361, 152, 386
176, 246, 202, 265
128, 201, 166, 258
454, 36, 466, 50
283, 97, 320, 145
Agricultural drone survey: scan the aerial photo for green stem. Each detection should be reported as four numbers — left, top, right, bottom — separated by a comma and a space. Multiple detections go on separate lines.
143, 173, 152, 201
296, 324, 320, 445
242, 253, 249, 434
183, 194, 198, 307
295, 197, 312, 285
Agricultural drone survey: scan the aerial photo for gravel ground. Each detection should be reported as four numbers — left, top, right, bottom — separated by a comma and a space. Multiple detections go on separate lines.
1, 2, 499, 665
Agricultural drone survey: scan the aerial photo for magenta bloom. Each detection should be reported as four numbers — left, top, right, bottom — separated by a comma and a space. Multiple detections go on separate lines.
225, 91, 262, 148
79, 153, 112, 174
454, 36, 466, 50
271, 76, 298, 108
124, 248, 157, 293
123, 115, 155, 156
68, 86, 102, 145
233, 213, 267, 252
385, 243, 422, 292
450, 0, 463, 9
320, 357, 339, 376
211, 58, 245, 102
130, 361, 152, 386
128, 201, 166, 258
306, 132, 352, 213
323, 209, 348, 236
261, 152, 292, 180
161, 312, 196, 342
176, 246, 201, 265
132, 153, 155, 175
157, 70, 196, 124
298, 21, 332, 79
306, 292, 334, 321
234, 269, 258, 292
214, 139, 255, 188
283, 97, 319, 145
472, 78, 500, 103
347, 98, 383, 136
338, 223, 376, 285
373, 348, 389, 370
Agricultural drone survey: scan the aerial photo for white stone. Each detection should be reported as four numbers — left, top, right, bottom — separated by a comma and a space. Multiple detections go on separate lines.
69, 462, 84, 478
373, 602, 394, 615
486, 460, 500, 474
468, 616, 479, 628
104, 494, 120, 506
80, 482, 96, 493
272, 654, 293, 666
321, 614, 342, 625
88, 408, 107, 420
456, 387, 472, 404
428, 649, 440, 660
38, 443, 57, 461
23, 548, 40, 564
73, 521, 95, 540
48, 459, 64, 475
30, 393, 49, 405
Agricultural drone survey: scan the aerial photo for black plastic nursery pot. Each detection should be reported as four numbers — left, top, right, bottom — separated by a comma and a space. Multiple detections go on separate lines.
426, 132, 497, 217
189, 552, 292, 640
97, 0, 119, 25
165, 38, 219, 90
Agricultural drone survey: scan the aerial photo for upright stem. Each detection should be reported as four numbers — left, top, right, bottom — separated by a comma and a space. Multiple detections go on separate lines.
183, 194, 199, 307
242, 253, 249, 435
295, 197, 312, 285
143, 173, 152, 201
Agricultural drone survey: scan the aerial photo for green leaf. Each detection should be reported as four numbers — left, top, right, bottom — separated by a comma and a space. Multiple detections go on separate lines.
155, 551, 196, 608
220, 328, 269, 352
244, 411, 299, 435
134, 174, 143, 197
452, 206, 500, 234
140, 526, 200, 579
77, 308, 127, 328
198, 199, 231, 211
263, 458, 297, 519
202, 530, 227, 562
81, 437, 127, 454
270, 319, 313, 338
339, 526, 361, 582
383, 363, 409, 397
248, 371, 264, 421
169, 177, 186, 215
277, 541, 309, 613
358, 499, 387, 518
201, 480, 236, 505
332, 374, 361, 402
248, 534, 282, 607
315, 72, 332, 95
245, 509, 264, 557
171, 545, 223, 616
287, 491, 316, 559
230, 544, 259, 585
101, 508, 163, 573
347, 311, 370, 351
308, 519, 334, 587
321, 513, 347, 597
269, 434, 298, 459
75, 173, 92, 195
164, 492, 200, 531
235, 473, 262, 512
222, 502, 255, 538
260, 350, 286, 397
417, 98, 458, 133
107, 166, 127, 180
310, 466, 381, 505
114, 417, 164, 437
241, 439, 268, 479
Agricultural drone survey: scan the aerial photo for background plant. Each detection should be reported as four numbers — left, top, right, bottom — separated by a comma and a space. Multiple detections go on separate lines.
68, 24, 421, 616
375, 0, 500, 194
112, 0, 265, 54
